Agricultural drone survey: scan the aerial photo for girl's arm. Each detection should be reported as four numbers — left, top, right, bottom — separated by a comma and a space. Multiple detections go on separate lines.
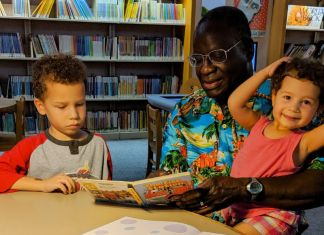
300, 121, 324, 159
228, 57, 291, 131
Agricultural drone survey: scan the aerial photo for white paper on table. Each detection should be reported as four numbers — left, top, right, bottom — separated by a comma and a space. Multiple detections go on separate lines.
82, 216, 208, 235
200, 232, 227, 235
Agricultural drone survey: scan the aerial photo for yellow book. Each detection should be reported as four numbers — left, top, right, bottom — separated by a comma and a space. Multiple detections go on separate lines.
131, 2, 138, 20
42, 0, 51, 17
32, 0, 44, 16
124, 0, 133, 21
46, 0, 55, 17
36, 0, 47, 17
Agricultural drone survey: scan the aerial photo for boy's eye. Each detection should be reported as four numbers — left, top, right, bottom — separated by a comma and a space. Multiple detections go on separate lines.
58, 106, 66, 109
76, 103, 84, 106
284, 96, 291, 100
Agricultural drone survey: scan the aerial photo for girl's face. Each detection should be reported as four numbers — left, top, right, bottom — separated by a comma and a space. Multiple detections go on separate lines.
272, 76, 320, 131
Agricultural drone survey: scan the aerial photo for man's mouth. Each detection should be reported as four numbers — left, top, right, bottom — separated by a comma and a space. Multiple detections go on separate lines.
202, 79, 223, 90
283, 114, 300, 121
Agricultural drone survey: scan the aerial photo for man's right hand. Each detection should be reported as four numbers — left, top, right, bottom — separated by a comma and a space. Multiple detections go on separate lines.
147, 169, 171, 179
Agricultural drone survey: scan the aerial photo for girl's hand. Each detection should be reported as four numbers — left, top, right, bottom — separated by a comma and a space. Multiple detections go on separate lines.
266, 57, 292, 78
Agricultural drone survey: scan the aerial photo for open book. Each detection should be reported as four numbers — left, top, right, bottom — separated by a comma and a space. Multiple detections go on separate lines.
82, 216, 227, 235
78, 172, 194, 206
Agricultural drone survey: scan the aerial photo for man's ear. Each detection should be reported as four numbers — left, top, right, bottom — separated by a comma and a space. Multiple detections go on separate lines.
243, 38, 254, 62
34, 98, 46, 115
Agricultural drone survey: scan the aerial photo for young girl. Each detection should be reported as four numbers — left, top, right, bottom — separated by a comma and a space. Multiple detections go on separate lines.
227, 57, 324, 235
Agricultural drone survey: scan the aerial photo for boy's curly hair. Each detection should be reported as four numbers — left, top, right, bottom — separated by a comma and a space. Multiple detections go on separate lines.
271, 58, 324, 105
32, 53, 87, 101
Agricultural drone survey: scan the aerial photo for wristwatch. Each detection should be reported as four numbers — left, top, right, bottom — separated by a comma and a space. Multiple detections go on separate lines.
246, 177, 263, 202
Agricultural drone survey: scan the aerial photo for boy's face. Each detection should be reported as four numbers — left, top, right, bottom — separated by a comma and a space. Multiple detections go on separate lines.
34, 81, 86, 140
272, 76, 320, 130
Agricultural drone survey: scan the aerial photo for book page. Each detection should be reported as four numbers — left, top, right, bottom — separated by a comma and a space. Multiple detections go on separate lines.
82, 216, 202, 235
132, 172, 194, 206
79, 179, 140, 206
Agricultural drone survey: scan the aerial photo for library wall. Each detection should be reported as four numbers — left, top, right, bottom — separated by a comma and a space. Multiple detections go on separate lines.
192, 0, 274, 78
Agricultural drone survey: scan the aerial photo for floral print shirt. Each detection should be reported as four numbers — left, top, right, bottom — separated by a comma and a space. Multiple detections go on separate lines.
160, 79, 324, 222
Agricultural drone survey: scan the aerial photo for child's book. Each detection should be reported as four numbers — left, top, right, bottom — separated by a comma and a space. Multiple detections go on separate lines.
286, 5, 324, 30
78, 172, 194, 207
82, 216, 227, 235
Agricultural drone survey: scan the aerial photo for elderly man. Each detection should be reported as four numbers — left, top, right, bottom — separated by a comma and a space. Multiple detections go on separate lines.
150, 6, 324, 235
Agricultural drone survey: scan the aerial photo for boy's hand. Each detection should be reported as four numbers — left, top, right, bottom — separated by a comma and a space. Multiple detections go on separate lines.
41, 174, 77, 194
147, 169, 172, 179
266, 57, 292, 78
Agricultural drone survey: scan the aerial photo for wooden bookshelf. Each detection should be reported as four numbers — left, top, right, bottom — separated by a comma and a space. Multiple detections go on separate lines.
267, 0, 324, 64
0, 0, 195, 140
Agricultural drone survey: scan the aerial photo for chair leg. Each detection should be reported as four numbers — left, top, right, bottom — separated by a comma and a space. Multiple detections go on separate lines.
146, 150, 154, 177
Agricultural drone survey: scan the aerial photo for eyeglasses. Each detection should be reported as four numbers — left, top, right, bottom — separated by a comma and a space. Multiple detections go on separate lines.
187, 40, 242, 68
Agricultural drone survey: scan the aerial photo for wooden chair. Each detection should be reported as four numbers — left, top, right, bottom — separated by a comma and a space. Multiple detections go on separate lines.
179, 77, 202, 94
146, 104, 162, 177
0, 96, 25, 151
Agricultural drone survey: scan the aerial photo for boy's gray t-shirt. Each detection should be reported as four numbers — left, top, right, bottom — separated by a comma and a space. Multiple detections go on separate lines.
27, 129, 110, 181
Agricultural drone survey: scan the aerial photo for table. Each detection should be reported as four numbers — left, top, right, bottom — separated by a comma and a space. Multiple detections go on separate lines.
0, 97, 16, 109
147, 94, 185, 112
0, 191, 242, 235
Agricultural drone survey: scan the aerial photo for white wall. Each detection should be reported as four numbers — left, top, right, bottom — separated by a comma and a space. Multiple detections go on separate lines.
192, 0, 274, 77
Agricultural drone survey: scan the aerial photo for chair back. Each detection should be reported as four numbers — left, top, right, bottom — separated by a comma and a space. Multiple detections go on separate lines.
146, 104, 162, 177
0, 96, 25, 151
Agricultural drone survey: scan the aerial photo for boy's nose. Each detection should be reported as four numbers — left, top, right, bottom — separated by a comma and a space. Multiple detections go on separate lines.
70, 107, 79, 119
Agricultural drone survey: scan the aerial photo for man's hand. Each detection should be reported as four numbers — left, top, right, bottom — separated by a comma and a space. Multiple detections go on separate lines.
147, 169, 171, 179
41, 174, 77, 194
177, 176, 250, 214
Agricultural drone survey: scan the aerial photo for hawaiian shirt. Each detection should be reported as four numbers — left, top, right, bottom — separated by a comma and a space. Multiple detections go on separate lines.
160, 79, 324, 222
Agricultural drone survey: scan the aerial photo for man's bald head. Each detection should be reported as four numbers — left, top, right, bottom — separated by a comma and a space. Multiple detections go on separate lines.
195, 6, 251, 42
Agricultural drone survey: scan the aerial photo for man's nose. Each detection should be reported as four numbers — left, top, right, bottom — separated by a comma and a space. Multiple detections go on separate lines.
200, 56, 215, 75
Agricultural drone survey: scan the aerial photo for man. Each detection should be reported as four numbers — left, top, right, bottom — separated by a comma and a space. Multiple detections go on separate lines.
150, 6, 324, 235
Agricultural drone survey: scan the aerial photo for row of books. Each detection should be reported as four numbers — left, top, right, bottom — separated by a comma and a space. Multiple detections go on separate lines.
0, 0, 184, 23
4, 73, 180, 99
58, 35, 117, 59
57, 0, 94, 19
6, 76, 33, 99
86, 74, 180, 99
31, 34, 58, 57
32, 0, 55, 18
0, 113, 15, 134
24, 109, 147, 134
118, 36, 183, 60
13, 0, 29, 17
0, 33, 25, 58
123, 0, 184, 23
284, 43, 317, 59
0, 1, 6, 16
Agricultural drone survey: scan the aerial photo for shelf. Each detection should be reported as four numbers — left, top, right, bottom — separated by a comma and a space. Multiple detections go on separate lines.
286, 27, 324, 32
2, 16, 185, 26
119, 131, 147, 140
11, 97, 150, 101
0, 57, 184, 62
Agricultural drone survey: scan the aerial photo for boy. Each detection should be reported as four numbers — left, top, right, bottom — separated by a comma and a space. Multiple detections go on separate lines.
0, 54, 112, 194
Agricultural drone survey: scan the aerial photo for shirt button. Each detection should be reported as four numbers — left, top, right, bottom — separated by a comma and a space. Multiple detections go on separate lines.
222, 124, 227, 129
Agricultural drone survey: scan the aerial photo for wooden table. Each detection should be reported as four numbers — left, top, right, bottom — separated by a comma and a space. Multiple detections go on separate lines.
0, 191, 242, 235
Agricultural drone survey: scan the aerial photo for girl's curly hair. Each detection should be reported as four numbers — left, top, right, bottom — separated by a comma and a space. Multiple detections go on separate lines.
32, 53, 87, 101
271, 58, 324, 105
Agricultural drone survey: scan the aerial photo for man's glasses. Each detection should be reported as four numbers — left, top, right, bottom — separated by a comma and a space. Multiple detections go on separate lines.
187, 40, 242, 68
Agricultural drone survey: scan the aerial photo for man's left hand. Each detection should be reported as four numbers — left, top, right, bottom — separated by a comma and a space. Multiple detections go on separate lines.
176, 176, 250, 214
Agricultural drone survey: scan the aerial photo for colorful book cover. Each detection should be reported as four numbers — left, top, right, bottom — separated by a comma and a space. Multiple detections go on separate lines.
286, 5, 324, 30
79, 172, 194, 206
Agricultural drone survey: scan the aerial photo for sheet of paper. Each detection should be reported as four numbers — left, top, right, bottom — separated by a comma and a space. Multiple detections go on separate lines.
82, 216, 202, 235
200, 232, 227, 235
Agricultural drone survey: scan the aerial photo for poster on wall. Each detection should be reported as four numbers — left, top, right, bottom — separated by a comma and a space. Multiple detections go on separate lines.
201, 0, 225, 17
234, 0, 269, 37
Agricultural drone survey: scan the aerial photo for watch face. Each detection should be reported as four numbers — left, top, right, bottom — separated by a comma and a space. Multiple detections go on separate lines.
250, 182, 262, 193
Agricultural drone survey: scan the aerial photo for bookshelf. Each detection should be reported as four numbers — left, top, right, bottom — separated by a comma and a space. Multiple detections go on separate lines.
0, 0, 195, 140
267, 0, 324, 64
